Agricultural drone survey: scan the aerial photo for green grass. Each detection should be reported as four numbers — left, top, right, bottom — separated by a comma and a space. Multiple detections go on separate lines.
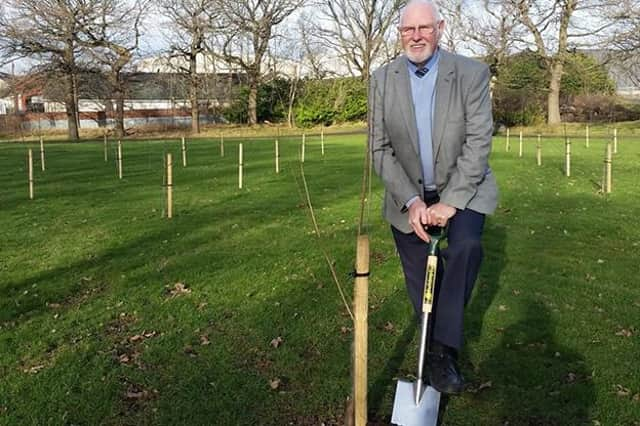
1, 132, 639, 425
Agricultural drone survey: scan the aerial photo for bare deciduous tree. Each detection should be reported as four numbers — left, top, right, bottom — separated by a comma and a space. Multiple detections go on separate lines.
79, 0, 148, 138
440, 0, 522, 73
214, 0, 304, 125
505, 0, 629, 124
157, 0, 219, 133
0, 0, 104, 140
315, 0, 403, 80
606, 0, 640, 87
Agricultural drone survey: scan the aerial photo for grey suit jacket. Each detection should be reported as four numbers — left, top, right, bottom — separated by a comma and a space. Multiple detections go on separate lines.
369, 49, 498, 234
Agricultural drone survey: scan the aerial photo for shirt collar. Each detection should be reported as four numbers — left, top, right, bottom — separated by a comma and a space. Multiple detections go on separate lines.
406, 47, 440, 75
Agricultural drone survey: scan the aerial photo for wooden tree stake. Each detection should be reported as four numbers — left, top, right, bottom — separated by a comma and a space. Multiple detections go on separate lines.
28, 149, 34, 199
301, 133, 306, 163
104, 133, 108, 162
321, 127, 325, 156
181, 136, 187, 167
613, 128, 618, 154
585, 125, 589, 148
238, 143, 243, 189
39, 137, 45, 171
519, 131, 523, 157
353, 235, 369, 426
565, 138, 571, 177
117, 140, 123, 179
221, 134, 225, 157
605, 142, 612, 193
505, 128, 510, 152
275, 139, 280, 174
536, 134, 542, 166
167, 153, 173, 218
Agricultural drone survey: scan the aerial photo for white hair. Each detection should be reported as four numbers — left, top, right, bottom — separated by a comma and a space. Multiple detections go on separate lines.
399, 0, 442, 25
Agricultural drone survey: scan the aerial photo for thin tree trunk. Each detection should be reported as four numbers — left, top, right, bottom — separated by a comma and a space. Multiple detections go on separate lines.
191, 85, 200, 133
190, 53, 200, 133
547, 60, 563, 124
113, 71, 125, 138
115, 96, 125, 138
72, 72, 81, 132
248, 77, 258, 125
287, 66, 298, 128
66, 73, 79, 140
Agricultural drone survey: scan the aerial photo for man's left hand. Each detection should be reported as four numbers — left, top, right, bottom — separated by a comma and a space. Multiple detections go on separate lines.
426, 202, 456, 226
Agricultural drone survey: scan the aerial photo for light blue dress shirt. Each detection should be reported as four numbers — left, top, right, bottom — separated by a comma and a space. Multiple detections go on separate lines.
408, 49, 440, 191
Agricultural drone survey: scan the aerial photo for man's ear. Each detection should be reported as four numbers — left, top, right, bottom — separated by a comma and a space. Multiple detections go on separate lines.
437, 19, 446, 42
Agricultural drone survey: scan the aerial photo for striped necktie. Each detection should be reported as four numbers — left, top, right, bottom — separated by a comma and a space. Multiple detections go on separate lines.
415, 67, 428, 78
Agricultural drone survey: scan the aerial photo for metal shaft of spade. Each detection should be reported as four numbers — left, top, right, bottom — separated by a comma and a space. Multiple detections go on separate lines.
414, 229, 442, 405
415, 307, 431, 404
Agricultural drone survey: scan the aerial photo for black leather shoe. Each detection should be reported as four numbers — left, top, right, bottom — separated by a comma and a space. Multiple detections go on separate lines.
427, 343, 465, 394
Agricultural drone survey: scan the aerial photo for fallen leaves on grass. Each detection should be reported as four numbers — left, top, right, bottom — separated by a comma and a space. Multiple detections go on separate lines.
340, 326, 352, 335
128, 331, 156, 343
126, 389, 147, 400
167, 282, 191, 298
615, 327, 635, 338
467, 381, 492, 393
124, 382, 158, 402
269, 378, 281, 390
383, 322, 395, 332
614, 384, 631, 397
200, 335, 211, 346
498, 304, 508, 312
270, 336, 284, 348
23, 364, 45, 374
371, 251, 388, 265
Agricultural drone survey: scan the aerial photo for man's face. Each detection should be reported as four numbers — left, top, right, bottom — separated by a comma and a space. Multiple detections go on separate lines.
399, 3, 444, 65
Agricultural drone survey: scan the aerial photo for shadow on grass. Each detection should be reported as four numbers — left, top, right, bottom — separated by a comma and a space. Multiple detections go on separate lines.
479, 302, 596, 425
465, 221, 508, 346
368, 321, 416, 420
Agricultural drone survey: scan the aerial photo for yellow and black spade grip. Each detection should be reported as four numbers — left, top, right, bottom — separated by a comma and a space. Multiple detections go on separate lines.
422, 226, 446, 314
423, 254, 437, 314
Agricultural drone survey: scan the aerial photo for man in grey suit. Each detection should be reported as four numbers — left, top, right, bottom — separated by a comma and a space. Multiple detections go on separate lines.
369, 0, 498, 394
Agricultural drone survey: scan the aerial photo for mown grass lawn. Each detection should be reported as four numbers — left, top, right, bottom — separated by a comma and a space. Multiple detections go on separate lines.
0, 129, 639, 425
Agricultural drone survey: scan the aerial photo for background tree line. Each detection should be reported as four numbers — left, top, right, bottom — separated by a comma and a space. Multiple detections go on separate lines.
223, 50, 629, 128
1, 0, 640, 140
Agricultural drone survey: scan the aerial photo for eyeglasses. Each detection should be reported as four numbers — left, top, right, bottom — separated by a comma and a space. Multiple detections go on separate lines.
399, 24, 438, 37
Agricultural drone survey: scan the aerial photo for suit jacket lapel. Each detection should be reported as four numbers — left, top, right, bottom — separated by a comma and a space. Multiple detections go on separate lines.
392, 57, 420, 155
433, 50, 455, 159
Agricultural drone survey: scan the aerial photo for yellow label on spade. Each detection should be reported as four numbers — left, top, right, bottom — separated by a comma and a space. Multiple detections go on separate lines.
423, 256, 437, 313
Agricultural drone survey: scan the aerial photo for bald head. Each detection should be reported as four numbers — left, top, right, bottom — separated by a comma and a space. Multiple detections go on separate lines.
398, 0, 444, 65
400, 0, 442, 27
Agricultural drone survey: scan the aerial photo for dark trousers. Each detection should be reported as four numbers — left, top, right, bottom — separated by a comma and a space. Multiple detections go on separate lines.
391, 191, 485, 350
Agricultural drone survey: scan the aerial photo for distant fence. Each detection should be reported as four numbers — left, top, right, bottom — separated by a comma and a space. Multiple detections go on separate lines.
0, 110, 224, 133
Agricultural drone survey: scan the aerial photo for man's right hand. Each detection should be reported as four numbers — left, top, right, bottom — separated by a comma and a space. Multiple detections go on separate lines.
408, 199, 431, 242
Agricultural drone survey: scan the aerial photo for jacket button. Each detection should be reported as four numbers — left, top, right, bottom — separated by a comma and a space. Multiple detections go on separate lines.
418, 179, 423, 184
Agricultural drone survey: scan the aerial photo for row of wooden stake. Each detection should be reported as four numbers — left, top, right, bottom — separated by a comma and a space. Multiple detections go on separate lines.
506, 126, 619, 153
25, 128, 616, 204
99, 130, 321, 180
505, 131, 615, 193
162, 133, 322, 217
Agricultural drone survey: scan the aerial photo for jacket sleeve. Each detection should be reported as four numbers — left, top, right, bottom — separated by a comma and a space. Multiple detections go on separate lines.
439, 64, 493, 210
369, 70, 420, 209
